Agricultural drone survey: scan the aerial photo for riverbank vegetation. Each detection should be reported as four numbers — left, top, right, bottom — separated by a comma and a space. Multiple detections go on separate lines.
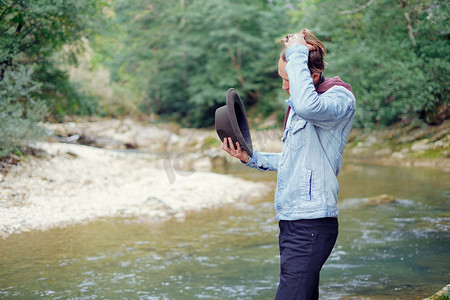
1, 0, 448, 159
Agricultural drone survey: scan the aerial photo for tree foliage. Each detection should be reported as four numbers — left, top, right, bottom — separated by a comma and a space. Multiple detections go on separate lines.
0, 0, 102, 155
95, 0, 290, 127
290, 0, 449, 127
95, 0, 448, 128
0, 65, 46, 156
1, 0, 448, 157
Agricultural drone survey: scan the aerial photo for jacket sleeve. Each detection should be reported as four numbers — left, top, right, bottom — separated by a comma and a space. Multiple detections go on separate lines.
244, 150, 280, 172
285, 45, 356, 130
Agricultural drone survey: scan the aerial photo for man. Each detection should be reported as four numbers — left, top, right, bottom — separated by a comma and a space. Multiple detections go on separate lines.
221, 29, 356, 299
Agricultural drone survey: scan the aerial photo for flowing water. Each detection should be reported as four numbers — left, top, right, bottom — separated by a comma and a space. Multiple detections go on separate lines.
0, 161, 449, 299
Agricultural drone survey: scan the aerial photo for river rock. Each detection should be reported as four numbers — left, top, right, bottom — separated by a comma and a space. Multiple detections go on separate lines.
78, 134, 122, 149
166, 133, 181, 151
204, 149, 229, 169
391, 151, 406, 159
423, 283, 450, 300
367, 194, 396, 205
374, 148, 392, 156
171, 152, 211, 172
251, 129, 283, 152
365, 135, 377, 147
192, 156, 212, 171
411, 139, 431, 152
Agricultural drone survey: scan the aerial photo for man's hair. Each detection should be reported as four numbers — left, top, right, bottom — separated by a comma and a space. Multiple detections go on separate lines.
280, 28, 326, 74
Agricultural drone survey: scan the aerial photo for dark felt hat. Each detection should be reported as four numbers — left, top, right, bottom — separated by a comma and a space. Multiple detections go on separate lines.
215, 88, 253, 157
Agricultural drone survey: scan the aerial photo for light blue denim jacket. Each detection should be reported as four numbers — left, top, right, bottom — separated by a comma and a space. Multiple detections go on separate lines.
245, 45, 356, 220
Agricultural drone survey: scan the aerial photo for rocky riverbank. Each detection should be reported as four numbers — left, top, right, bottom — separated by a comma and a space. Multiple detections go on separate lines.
1, 117, 448, 238
41, 117, 450, 171
0, 118, 274, 238
344, 120, 450, 170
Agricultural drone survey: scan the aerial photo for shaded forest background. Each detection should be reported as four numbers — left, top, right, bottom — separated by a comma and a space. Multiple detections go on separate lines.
0, 0, 449, 156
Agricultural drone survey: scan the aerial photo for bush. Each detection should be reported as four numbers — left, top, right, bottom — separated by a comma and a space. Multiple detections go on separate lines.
0, 65, 47, 157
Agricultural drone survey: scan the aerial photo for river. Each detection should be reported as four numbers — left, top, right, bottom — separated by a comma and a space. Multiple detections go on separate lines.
0, 161, 448, 299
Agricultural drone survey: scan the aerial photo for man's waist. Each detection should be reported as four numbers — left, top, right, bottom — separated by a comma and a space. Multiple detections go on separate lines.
275, 205, 339, 220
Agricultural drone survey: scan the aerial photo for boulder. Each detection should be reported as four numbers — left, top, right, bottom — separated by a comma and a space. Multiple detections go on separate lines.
367, 194, 396, 205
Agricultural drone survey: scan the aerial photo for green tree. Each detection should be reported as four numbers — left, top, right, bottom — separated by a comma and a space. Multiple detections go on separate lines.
0, 0, 102, 156
0, 65, 46, 156
290, 0, 449, 128
95, 0, 291, 127
1, 0, 103, 118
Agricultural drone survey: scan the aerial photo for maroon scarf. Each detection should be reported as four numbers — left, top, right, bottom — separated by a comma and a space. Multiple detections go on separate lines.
283, 76, 353, 130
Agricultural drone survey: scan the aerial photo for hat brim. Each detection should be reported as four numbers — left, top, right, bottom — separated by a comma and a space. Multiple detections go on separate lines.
215, 88, 253, 157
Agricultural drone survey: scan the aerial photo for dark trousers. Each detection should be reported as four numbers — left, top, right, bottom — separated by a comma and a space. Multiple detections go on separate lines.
275, 218, 338, 300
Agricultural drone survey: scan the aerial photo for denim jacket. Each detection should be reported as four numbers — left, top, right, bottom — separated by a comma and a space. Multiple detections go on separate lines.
245, 45, 356, 220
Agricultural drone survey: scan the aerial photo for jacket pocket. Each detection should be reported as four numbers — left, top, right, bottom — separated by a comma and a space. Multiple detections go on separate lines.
289, 119, 307, 151
300, 168, 312, 201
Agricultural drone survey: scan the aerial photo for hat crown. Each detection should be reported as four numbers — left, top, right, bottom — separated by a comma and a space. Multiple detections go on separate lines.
215, 88, 253, 157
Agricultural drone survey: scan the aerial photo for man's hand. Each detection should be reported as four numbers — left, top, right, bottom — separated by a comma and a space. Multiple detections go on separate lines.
285, 33, 315, 52
220, 137, 250, 163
